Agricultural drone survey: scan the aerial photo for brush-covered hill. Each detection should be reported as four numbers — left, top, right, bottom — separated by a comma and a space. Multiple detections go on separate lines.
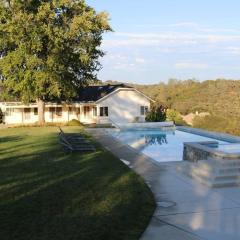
131, 79, 240, 118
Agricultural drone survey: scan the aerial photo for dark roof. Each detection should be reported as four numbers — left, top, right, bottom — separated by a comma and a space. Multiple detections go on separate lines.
75, 84, 133, 102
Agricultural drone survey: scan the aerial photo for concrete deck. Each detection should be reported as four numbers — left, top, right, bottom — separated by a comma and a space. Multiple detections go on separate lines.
87, 128, 240, 240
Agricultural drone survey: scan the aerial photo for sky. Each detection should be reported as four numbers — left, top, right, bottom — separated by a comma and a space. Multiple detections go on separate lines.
87, 0, 240, 84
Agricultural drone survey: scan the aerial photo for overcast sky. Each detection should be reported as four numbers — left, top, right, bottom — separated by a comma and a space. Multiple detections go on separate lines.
87, 0, 240, 84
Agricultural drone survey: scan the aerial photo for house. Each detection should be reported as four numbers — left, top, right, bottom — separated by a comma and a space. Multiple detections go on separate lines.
0, 84, 153, 125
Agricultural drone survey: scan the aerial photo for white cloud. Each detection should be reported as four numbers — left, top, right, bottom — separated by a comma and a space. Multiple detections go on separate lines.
170, 22, 240, 34
170, 22, 199, 28
175, 62, 208, 70
135, 58, 145, 64
103, 31, 240, 49
226, 47, 240, 55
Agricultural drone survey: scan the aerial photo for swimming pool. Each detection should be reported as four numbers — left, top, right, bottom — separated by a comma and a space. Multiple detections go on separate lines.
209, 143, 240, 154
109, 129, 229, 162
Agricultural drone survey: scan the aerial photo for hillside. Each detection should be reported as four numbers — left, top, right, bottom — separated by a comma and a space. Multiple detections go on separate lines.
131, 79, 240, 117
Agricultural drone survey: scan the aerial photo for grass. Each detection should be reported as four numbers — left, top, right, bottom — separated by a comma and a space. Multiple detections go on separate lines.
0, 127, 155, 240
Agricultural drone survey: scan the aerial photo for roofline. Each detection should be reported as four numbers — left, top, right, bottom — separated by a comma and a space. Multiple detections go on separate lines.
95, 87, 155, 103
0, 87, 155, 105
133, 89, 155, 102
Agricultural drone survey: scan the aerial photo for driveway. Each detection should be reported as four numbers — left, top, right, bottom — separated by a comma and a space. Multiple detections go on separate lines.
88, 128, 240, 240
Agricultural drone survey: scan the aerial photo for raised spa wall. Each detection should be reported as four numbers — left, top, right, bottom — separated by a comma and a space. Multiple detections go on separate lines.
178, 127, 240, 162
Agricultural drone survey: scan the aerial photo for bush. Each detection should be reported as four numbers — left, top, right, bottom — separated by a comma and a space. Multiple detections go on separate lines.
145, 105, 166, 122
66, 119, 83, 126
166, 109, 187, 125
0, 108, 3, 123
11, 122, 67, 128
11, 121, 83, 128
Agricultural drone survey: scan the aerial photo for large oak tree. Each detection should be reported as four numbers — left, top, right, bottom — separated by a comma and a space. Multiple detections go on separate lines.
0, 0, 111, 124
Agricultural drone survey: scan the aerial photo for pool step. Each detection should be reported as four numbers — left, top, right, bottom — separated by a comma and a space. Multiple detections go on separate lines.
179, 158, 240, 188
193, 162, 240, 176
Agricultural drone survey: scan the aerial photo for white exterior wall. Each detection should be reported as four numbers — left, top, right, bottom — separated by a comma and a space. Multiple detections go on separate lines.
45, 106, 70, 123
0, 103, 97, 124
0, 89, 152, 125
79, 105, 97, 124
97, 89, 151, 124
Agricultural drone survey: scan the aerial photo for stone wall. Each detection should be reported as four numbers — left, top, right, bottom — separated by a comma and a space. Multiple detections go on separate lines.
183, 141, 219, 162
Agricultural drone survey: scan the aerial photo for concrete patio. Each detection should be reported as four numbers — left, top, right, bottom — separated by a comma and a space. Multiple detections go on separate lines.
88, 128, 240, 240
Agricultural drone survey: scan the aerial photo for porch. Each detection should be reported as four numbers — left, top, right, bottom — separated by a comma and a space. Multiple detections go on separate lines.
0, 103, 106, 124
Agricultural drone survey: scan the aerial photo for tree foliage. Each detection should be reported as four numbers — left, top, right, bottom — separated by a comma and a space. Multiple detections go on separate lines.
145, 105, 166, 122
0, 107, 3, 123
133, 79, 240, 118
166, 109, 186, 125
0, 0, 111, 103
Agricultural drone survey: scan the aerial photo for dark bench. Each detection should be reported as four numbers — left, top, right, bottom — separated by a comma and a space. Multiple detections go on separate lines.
59, 127, 96, 152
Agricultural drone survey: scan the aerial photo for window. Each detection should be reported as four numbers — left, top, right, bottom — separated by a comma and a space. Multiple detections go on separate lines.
100, 107, 108, 117
145, 106, 149, 114
24, 108, 31, 120
49, 107, 62, 118
76, 108, 80, 115
93, 107, 97, 117
140, 106, 148, 116
33, 108, 38, 115
69, 106, 76, 115
56, 107, 62, 117
6, 108, 14, 116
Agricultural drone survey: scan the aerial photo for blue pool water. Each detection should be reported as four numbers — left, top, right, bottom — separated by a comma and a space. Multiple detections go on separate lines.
211, 143, 240, 154
109, 129, 228, 162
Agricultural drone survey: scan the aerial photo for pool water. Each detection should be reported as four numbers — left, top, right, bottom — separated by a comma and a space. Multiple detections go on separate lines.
110, 129, 228, 162
212, 143, 240, 154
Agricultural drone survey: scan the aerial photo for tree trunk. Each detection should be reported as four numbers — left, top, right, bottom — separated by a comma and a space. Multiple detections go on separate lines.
37, 98, 45, 125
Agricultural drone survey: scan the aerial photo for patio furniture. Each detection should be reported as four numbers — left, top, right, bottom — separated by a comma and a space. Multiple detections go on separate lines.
58, 127, 96, 152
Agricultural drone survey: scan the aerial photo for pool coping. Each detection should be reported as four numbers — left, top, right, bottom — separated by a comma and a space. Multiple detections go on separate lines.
183, 141, 240, 162
86, 128, 211, 240
91, 128, 173, 167
107, 126, 240, 163
177, 126, 240, 143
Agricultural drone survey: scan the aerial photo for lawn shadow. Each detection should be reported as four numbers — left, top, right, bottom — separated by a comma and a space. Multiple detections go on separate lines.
0, 130, 154, 240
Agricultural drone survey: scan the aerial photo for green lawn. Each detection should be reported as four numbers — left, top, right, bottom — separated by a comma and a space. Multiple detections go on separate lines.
0, 127, 155, 240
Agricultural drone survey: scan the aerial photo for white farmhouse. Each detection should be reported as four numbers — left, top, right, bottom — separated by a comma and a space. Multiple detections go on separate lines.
0, 84, 153, 125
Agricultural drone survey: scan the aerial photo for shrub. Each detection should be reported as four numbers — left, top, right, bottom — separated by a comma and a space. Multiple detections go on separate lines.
11, 122, 67, 128
166, 109, 187, 126
66, 119, 83, 126
0, 108, 3, 123
145, 105, 166, 122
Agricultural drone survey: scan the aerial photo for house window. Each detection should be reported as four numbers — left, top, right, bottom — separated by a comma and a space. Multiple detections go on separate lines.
56, 107, 62, 117
33, 108, 38, 115
24, 108, 31, 120
69, 106, 76, 115
49, 107, 62, 118
49, 107, 54, 114
93, 107, 97, 117
76, 108, 80, 116
140, 106, 148, 116
49, 107, 54, 119
6, 108, 14, 116
100, 107, 108, 117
